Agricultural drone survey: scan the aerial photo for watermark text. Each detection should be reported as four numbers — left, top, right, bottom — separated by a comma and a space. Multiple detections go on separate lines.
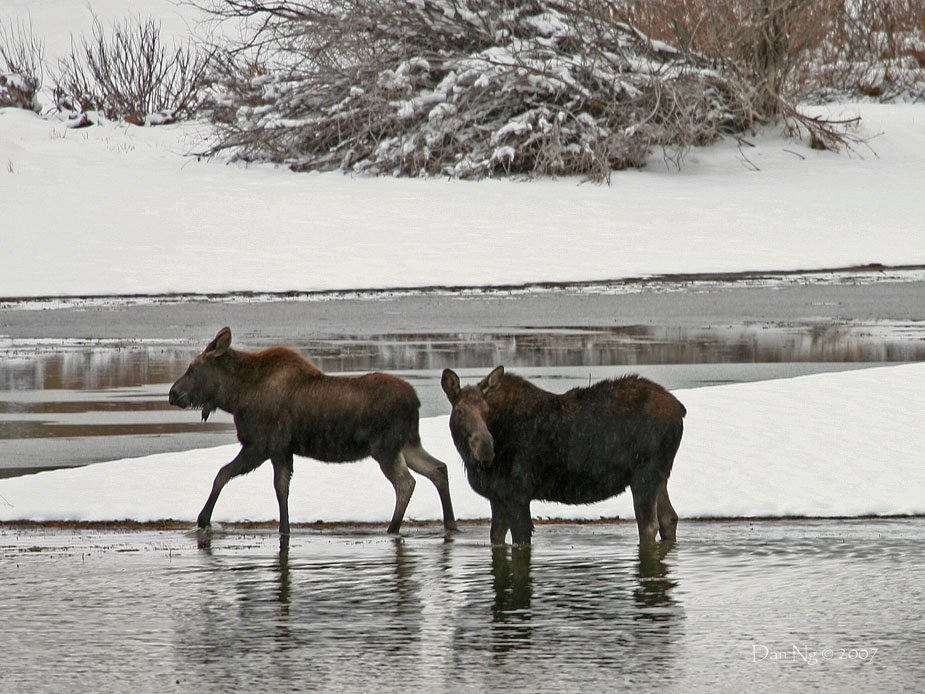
753, 644, 878, 665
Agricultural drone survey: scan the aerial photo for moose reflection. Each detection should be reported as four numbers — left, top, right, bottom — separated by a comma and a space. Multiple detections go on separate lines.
169, 327, 457, 534
442, 366, 685, 546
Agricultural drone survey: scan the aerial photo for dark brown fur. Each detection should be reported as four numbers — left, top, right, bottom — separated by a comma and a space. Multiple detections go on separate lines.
442, 366, 685, 546
169, 327, 457, 534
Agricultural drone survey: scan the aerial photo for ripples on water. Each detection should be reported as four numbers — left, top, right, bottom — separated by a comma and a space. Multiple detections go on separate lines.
1, 520, 922, 693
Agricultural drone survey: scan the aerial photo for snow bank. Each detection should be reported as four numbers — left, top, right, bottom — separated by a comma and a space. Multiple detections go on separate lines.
2, 102, 924, 297
2, 364, 922, 524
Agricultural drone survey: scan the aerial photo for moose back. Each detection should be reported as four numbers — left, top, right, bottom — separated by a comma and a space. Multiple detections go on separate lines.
442, 366, 685, 546
169, 327, 457, 534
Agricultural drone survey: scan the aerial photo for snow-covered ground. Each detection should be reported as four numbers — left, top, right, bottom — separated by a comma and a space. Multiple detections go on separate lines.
1, 0, 922, 524
2, 102, 924, 297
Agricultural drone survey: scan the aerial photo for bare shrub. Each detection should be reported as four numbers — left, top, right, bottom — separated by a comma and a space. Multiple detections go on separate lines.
53, 16, 213, 125
616, 0, 925, 104
612, 0, 921, 148
808, 0, 925, 102
615, 1, 845, 116
0, 19, 44, 112
197, 0, 754, 180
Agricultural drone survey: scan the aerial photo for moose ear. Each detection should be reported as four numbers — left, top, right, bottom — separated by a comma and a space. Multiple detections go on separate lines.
441, 369, 461, 402
205, 327, 232, 356
480, 365, 504, 395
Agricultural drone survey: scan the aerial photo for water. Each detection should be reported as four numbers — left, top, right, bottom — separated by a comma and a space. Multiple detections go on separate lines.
2, 321, 921, 475
1, 519, 921, 693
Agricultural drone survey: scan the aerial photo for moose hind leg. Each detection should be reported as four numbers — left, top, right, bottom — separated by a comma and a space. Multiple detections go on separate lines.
403, 442, 458, 531
630, 477, 660, 547
656, 479, 678, 542
272, 455, 294, 535
378, 453, 416, 534
198, 445, 267, 529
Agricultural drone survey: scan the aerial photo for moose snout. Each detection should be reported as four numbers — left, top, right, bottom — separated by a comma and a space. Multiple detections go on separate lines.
470, 432, 495, 467
168, 384, 188, 408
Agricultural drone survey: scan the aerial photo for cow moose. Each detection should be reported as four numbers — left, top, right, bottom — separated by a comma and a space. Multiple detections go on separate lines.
441, 366, 685, 546
168, 327, 457, 535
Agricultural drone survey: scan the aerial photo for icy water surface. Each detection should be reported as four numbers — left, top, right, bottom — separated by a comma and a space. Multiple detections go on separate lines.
1, 519, 922, 693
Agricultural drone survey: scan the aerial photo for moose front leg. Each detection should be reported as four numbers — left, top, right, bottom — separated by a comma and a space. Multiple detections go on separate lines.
489, 498, 510, 545
506, 501, 534, 546
198, 445, 267, 529
272, 454, 294, 535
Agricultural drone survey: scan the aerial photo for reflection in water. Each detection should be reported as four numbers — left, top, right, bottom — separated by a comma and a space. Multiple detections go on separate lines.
174, 528, 686, 690
3, 322, 924, 392
454, 532, 686, 684
635, 542, 679, 615
0, 346, 197, 391
492, 545, 533, 616
490, 545, 534, 653
2, 521, 923, 692
277, 534, 291, 608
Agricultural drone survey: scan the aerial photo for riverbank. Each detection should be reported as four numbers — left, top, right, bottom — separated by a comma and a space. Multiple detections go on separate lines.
4, 102, 925, 298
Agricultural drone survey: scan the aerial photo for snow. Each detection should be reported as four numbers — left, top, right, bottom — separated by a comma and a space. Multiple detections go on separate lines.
0, 0, 922, 525
2, 101, 923, 296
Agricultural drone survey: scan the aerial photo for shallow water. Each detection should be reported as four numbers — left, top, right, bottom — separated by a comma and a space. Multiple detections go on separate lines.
1, 519, 921, 693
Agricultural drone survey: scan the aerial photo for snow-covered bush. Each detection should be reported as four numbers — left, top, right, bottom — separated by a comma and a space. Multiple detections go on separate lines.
0, 20, 44, 112
53, 17, 213, 126
199, 0, 754, 180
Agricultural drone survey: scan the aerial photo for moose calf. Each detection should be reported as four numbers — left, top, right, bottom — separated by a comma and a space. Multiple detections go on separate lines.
169, 327, 457, 534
